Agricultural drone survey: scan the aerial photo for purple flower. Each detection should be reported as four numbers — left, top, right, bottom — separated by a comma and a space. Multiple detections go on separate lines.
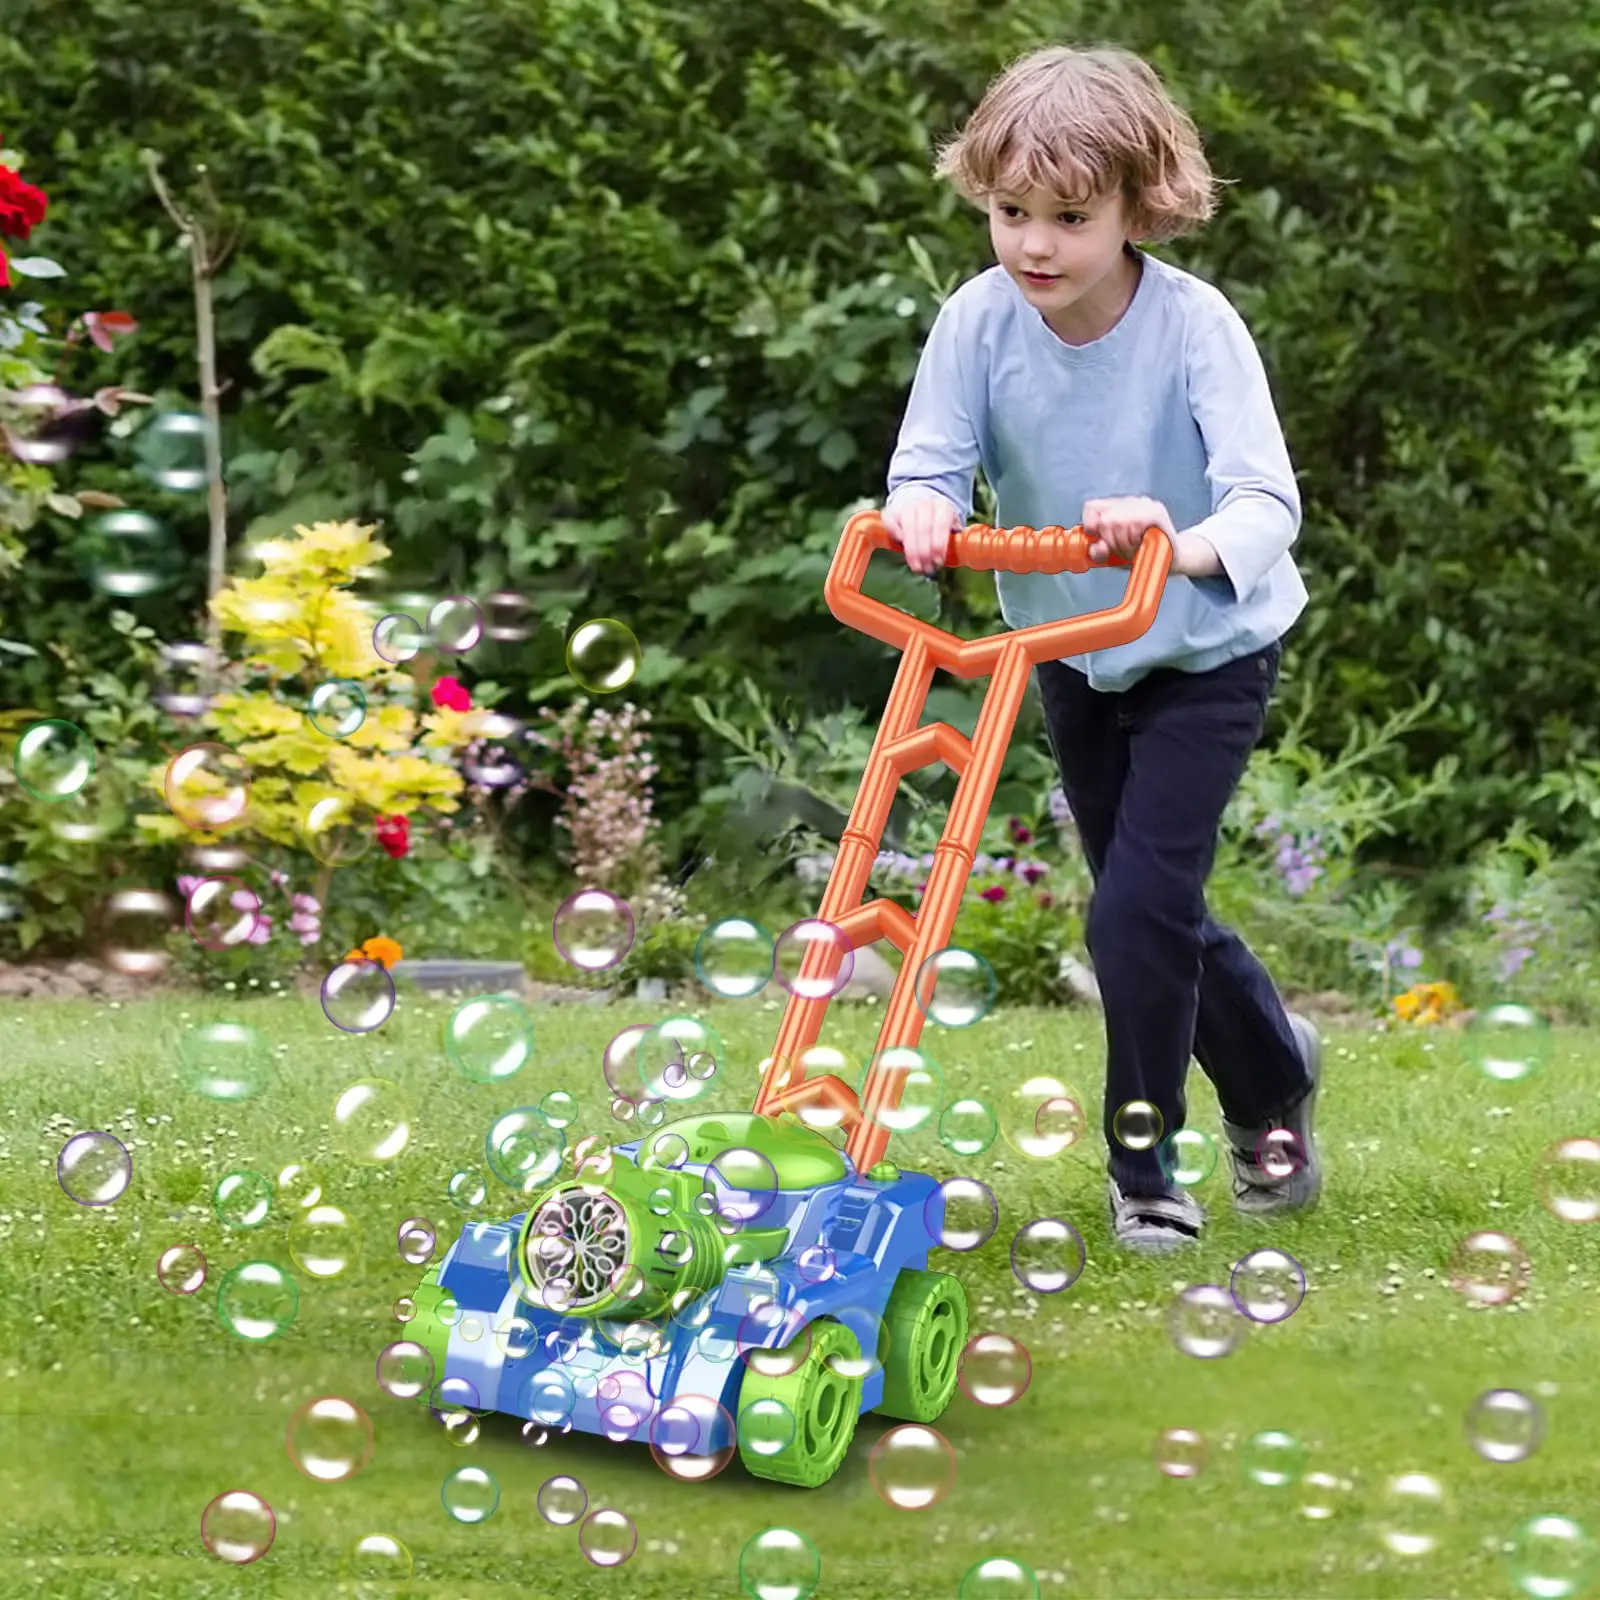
1008, 817, 1034, 845
247, 914, 272, 946
979, 885, 1008, 904
269, 869, 289, 888
176, 874, 202, 900
291, 893, 321, 915
1048, 786, 1073, 826
288, 910, 320, 936
1019, 862, 1048, 886
230, 888, 257, 912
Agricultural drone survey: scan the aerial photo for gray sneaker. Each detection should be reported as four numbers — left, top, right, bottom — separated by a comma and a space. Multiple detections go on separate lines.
1108, 1175, 1205, 1254
1221, 1012, 1323, 1218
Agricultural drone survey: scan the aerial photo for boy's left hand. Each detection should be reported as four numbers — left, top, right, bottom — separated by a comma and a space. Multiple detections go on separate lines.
1082, 496, 1178, 564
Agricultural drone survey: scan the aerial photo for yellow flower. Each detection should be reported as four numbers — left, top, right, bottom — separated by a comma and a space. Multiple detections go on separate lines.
209, 693, 302, 739
325, 745, 464, 813
420, 706, 491, 749
1391, 980, 1463, 1027
346, 935, 403, 970
342, 702, 418, 753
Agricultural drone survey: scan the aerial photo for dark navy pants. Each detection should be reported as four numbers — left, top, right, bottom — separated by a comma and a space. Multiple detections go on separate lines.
1035, 640, 1312, 1196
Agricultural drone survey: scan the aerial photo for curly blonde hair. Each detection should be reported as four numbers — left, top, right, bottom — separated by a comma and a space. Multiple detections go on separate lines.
932, 44, 1227, 244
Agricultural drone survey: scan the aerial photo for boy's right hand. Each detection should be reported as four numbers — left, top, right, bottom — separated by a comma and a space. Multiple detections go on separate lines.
883, 492, 962, 577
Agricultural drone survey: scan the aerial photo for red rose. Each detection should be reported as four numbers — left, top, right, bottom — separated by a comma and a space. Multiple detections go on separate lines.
374, 813, 411, 859
979, 885, 1008, 903
430, 675, 472, 713
0, 162, 49, 291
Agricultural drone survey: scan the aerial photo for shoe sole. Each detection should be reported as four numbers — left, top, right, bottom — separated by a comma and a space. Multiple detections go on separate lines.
1232, 1013, 1323, 1218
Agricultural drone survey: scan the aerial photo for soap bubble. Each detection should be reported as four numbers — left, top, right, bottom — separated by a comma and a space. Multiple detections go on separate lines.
289, 1204, 360, 1279
927, 1176, 997, 1252
860, 1046, 942, 1135
200, 1489, 275, 1565
539, 1089, 578, 1128
1506, 1514, 1597, 1600
213, 1169, 273, 1229
914, 946, 997, 1026
1376, 1470, 1448, 1557
579, 1507, 638, 1569
80, 508, 179, 598
537, 1473, 588, 1526
286, 1395, 374, 1482
552, 888, 635, 972
1033, 1094, 1087, 1155
1467, 1002, 1552, 1082
703, 1146, 779, 1225
1168, 1283, 1243, 1359
1000, 1075, 1086, 1160
447, 1169, 487, 1209
1112, 1099, 1163, 1150
1448, 1229, 1532, 1307
300, 793, 372, 867
5, 382, 93, 465
165, 742, 251, 831
179, 1020, 268, 1100
446, 993, 534, 1083
1009, 1218, 1085, 1293
483, 590, 534, 642
694, 917, 774, 998
332, 1079, 413, 1164
637, 1015, 722, 1103
1242, 1429, 1305, 1487
339, 1533, 412, 1589
372, 612, 426, 663
102, 888, 178, 978
739, 1527, 821, 1600
376, 1340, 433, 1401
1255, 1126, 1310, 1180
1229, 1248, 1307, 1324
183, 877, 261, 951
153, 642, 219, 719
938, 1097, 998, 1157
1465, 1388, 1545, 1463
276, 1162, 323, 1212
1536, 1137, 1600, 1223
567, 618, 640, 693
868, 1424, 956, 1511
157, 1243, 207, 1295
484, 1107, 563, 1193
957, 1557, 1040, 1599
306, 679, 368, 739
216, 1260, 299, 1341
1295, 1470, 1356, 1522
1157, 1127, 1218, 1187
648, 1394, 735, 1483
137, 410, 212, 491
397, 1218, 436, 1266
322, 960, 396, 1034
957, 1331, 1031, 1408
739, 1397, 797, 1459
57, 1131, 131, 1206
426, 595, 483, 653
773, 918, 854, 1000
442, 1464, 499, 1524
12, 719, 94, 801
1154, 1426, 1207, 1479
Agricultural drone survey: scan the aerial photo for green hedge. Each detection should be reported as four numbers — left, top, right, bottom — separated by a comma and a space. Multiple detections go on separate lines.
4, 0, 1600, 878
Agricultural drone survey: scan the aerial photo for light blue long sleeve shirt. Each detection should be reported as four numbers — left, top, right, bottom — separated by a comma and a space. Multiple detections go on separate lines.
885, 245, 1308, 691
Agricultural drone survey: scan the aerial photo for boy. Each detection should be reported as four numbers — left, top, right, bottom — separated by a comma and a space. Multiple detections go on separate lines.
882, 43, 1322, 1253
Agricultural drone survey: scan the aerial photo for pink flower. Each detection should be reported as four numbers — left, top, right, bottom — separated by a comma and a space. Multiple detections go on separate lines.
247, 914, 272, 946
979, 885, 1008, 904
269, 869, 289, 888
291, 893, 321, 915
288, 910, 320, 936
1008, 817, 1034, 845
1020, 862, 1048, 886
431, 675, 472, 713
176, 875, 203, 899
230, 888, 257, 912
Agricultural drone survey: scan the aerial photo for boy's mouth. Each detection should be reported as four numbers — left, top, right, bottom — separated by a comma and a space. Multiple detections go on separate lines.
1022, 271, 1060, 285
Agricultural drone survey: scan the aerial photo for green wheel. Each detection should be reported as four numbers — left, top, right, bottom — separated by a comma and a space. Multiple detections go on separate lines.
875, 1268, 968, 1423
409, 1264, 454, 1400
736, 1318, 863, 1488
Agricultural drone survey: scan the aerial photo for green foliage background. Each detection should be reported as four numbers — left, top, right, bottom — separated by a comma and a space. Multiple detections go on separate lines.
4, 0, 1600, 877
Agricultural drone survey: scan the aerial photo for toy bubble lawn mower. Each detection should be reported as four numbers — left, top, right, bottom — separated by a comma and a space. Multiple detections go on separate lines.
408, 511, 1169, 1488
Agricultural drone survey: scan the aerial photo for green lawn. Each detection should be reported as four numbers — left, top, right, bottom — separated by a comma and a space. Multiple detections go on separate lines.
2, 991, 1598, 1600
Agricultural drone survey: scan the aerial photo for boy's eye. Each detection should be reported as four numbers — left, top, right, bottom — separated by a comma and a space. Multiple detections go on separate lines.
1000, 204, 1084, 224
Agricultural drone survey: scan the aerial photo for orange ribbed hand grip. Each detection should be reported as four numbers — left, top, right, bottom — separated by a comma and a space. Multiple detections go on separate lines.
755, 508, 1171, 1176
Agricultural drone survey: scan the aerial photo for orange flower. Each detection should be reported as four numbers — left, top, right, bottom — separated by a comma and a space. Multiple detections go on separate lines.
1391, 980, 1462, 1027
345, 935, 403, 970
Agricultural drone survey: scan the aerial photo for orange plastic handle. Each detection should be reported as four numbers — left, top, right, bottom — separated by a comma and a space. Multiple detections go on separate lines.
755, 508, 1174, 1174
824, 510, 1171, 678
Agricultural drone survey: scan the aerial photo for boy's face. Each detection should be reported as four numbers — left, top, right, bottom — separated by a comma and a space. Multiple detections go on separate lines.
986, 180, 1142, 340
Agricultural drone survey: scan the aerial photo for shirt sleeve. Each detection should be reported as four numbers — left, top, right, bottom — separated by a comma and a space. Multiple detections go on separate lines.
885, 291, 982, 523
1183, 309, 1302, 602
